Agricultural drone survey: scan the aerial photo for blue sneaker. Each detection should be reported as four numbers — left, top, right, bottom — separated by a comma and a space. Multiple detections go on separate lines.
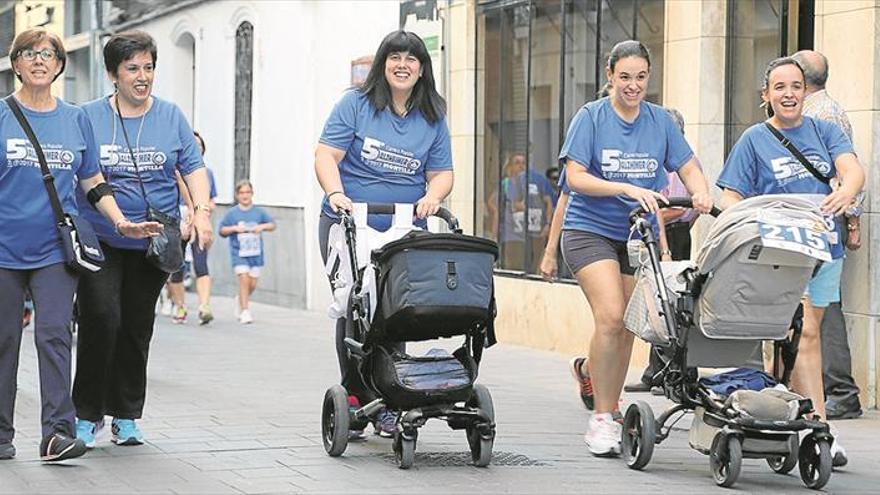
76, 418, 104, 449
111, 419, 144, 446
373, 408, 397, 438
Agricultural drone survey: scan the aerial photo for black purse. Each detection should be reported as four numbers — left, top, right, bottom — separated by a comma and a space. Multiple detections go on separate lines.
4, 96, 104, 273
114, 96, 184, 274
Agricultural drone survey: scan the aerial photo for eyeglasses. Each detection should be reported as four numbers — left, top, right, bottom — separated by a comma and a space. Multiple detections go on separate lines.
18, 49, 57, 61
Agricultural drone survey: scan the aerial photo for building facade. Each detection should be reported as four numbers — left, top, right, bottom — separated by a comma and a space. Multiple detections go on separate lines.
439, 0, 879, 408
4, 0, 877, 407
3, 0, 400, 311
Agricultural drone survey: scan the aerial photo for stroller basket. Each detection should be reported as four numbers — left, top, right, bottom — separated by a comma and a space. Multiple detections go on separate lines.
371, 346, 476, 409
370, 231, 498, 343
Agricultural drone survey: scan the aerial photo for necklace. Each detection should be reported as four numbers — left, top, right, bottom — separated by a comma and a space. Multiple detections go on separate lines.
109, 96, 148, 181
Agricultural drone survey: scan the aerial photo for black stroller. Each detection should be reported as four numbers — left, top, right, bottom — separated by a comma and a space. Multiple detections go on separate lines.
321, 204, 499, 469
621, 196, 835, 489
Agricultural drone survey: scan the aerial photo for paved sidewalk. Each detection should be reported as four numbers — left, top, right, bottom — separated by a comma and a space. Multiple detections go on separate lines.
2, 296, 878, 494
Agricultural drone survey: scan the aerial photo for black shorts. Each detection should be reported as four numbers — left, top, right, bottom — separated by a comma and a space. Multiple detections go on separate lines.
561, 229, 636, 276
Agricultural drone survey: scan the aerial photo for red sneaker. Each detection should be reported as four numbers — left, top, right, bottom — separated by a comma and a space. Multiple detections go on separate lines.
569, 357, 594, 410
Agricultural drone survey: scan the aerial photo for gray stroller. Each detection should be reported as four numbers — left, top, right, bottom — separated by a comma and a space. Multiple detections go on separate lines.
621, 195, 836, 489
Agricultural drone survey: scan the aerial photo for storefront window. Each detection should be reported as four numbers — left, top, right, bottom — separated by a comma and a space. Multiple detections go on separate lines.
725, 0, 810, 154
477, 0, 664, 278
725, 0, 786, 154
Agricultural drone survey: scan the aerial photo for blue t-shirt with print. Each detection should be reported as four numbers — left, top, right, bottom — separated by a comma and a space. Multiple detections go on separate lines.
717, 117, 853, 259
77, 96, 204, 250
178, 167, 217, 206
319, 90, 453, 231
0, 98, 99, 269
504, 169, 556, 240
219, 205, 274, 265
559, 98, 694, 241
558, 167, 571, 195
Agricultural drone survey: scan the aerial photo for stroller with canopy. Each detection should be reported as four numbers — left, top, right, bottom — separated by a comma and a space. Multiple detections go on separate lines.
621, 195, 835, 489
320, 203, 499, 469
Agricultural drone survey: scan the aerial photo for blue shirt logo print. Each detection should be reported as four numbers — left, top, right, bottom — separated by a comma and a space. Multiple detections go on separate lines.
6, 138, 75, 170
99, 144, 167, 171
769, 154, 831, 187
601, 148, 659, 179
361, 136, 422, 175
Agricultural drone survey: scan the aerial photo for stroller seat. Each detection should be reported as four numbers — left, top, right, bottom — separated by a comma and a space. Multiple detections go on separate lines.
694, 195, 828, 342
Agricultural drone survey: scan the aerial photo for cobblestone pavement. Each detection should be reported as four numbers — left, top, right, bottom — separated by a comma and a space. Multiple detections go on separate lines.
2, 297, 877, 494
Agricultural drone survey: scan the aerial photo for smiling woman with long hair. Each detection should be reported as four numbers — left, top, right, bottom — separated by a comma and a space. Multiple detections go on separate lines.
314, 30, 453, 439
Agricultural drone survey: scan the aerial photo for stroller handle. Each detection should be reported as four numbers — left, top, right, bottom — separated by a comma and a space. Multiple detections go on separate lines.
628, 198, 722, 225
339, 203, 462, 233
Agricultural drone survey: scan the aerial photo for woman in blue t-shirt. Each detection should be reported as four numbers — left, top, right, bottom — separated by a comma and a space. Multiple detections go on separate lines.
718, 57, 864, 466
0, 29, 159, 463
314, 30, 453, 439
71, 31, 214, 449
559, 40, 713, 457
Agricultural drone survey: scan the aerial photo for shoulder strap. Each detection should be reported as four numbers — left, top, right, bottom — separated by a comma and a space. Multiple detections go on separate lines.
4, 96, 66, 225
763, 121, 830, 185
113, 95, 153, 211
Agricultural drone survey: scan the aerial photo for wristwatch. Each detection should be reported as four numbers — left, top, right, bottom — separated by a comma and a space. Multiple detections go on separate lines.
193, 203, 212, 214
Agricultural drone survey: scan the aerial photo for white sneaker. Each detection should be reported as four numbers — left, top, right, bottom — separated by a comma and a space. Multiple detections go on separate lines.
830, 431, 848, 469
584, 412, 621, 456
160, 298, 173, 316
239, 309, 253, 325
234, 296, 241, 318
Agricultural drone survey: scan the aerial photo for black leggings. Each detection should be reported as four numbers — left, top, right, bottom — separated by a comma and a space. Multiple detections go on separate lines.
318, 214, 409, 404
73, 244, 169, 421
318, 215, 371, 402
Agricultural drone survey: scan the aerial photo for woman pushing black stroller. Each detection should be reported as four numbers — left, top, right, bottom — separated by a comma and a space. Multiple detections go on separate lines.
321, 203, 498, 469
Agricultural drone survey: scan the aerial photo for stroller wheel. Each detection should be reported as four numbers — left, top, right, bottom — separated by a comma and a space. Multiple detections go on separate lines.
466, 384, 495, 467
622, 401, 656, 470
798, 434, 832, 490
767, 434, 798, 474
709, 433, 742, 488
321, 385, 350, 457
393, 429, 417, 469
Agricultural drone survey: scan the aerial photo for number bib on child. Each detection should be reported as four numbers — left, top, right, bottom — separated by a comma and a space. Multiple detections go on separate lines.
238, 227, 261, 258
757, 210, 831, 261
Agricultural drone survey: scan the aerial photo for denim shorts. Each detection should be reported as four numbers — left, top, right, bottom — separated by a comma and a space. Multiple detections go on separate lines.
231, 255, 263, 277
804, 257, 843, 308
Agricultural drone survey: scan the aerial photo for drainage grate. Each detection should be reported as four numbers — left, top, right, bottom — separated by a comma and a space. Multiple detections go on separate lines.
382, 451, 548, 467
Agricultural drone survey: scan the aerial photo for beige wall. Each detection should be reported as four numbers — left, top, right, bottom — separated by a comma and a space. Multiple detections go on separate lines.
663, 0, 727, 250
13, 1, 66, 99
814, 0, 880, 408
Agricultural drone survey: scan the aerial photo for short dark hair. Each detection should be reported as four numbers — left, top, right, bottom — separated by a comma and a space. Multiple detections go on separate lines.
103, 30, 157, 76
193, 131, 206, 154
359, 30, 446, 124
8, 28, 67, 82
761, 56, 805, 118
607, 40, 651, 73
